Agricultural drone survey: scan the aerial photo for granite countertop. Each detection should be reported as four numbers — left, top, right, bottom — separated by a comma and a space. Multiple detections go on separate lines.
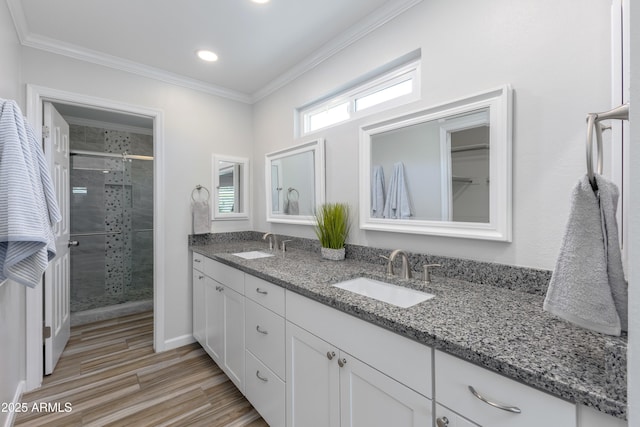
191, 240, 627, 420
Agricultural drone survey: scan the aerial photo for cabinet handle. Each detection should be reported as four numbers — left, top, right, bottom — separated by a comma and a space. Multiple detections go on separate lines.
198, 275, 204, 280
256, 325, 268, 335
436, 417, 449, 427
338, 358, 347, 367
194, 259, 201, 263
256, 288, 268, 295
216, 286, 224, 292
326, 351, 335, 360
256, 370, 268, 382
468, 385, 521, 414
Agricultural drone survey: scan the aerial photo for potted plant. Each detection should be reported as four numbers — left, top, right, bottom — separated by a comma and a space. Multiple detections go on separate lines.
314, 202, 351, 261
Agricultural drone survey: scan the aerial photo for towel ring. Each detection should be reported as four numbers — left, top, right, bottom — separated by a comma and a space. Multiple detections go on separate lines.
191, 185, 210, 202
585, 103, 629, 191
287, 187, 299, 201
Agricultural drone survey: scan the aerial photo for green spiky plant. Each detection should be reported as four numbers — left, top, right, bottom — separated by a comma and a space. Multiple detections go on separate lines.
313, 203, 351, 249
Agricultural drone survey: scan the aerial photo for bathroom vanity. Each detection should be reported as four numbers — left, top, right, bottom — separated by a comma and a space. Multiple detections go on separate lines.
191, 238, 627, 427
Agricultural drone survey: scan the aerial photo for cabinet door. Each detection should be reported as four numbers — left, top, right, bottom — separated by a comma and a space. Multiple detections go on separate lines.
223, 286, 245, 392
204, 277, 224, 364
286, 322, 340, 427
192, 268, 206, 344
339, 350, 432, 427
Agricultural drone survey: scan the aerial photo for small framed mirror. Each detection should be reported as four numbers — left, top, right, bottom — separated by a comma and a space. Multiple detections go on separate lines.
212, 154, 249, 220
265, 139, 325, 225
359, 85, 512, 241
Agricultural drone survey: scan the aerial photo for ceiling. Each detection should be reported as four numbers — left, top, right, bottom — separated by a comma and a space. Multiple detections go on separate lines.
8, 0, 422, 103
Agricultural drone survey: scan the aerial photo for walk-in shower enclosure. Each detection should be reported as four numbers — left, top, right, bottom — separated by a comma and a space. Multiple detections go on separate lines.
69, 125, 153, 313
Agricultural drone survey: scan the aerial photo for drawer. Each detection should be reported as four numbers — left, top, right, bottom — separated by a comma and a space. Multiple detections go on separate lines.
192, 252, 205, 272
204, 258, 244, 294
245, 350, 285, 427
435, 350, 576, 427
246, 298, 285, 379
245, 274, 285, 315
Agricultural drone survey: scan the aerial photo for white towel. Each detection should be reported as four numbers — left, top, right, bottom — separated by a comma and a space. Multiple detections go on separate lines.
0, 99, 61, 288
543, 174, 628, 335
383, 162, 412, 219
371, 165, 385, 218
192, 200, 210, 235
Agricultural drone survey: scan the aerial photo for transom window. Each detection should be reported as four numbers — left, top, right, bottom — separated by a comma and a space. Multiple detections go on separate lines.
298, 56, 421, 136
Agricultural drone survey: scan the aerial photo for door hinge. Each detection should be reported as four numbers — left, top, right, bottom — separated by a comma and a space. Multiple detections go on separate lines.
43, 325, 52, 340
42, 125, 50, 139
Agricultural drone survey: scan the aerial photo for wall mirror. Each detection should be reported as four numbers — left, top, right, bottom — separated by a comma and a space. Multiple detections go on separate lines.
266, 139, 325, 225
212, 154, 249, 220
359, 85, 512, 241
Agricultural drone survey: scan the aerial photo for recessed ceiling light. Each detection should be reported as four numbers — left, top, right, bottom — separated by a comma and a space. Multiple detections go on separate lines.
252, 0, 270, 4
196, 50, 218, 62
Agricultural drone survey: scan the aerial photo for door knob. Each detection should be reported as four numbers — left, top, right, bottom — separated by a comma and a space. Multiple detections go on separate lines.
68, 240, 79, 247
436, 417, 449, 427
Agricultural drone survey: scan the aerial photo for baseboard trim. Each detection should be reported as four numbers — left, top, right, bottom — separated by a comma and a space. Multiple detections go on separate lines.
3, 380, 25, 427
163, 334, 196, 351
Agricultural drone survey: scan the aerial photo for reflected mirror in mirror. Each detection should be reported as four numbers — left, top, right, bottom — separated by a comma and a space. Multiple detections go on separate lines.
212, 154, 249, 220
265, 139, 325, 225
360, 85, 512, 241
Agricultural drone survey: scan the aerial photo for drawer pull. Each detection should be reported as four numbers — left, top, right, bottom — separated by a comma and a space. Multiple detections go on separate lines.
256, 325, 268, 335
256, 370, 268, 382
256, 288, 268, 295
216, 286, 224, 292
436, 417, 449, 427
468, 385, 521, 414
194, 258, 201, 263
198, 275, 204, 280
338, 358, 347, 368
326, 351, 335, 360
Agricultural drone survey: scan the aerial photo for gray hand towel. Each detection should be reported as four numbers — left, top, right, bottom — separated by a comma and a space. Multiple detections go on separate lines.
543, 175, 628, 335
191, 200, 210, 235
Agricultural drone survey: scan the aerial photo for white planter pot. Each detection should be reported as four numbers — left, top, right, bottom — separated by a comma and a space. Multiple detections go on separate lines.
321, 247, 345, 261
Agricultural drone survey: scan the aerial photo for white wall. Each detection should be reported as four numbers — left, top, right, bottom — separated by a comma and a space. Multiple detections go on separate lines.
19, 47, 254, 344
253, 0, 612, 271
0, 1, 26, 424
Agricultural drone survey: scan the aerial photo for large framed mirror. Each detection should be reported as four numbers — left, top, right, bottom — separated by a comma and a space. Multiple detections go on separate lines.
265, 139, 325, 225
359, 85, 512, 241
212, 154, 249, 220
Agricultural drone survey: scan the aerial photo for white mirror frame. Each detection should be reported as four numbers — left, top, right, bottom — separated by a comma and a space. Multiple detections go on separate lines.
265, 139, 325, 225
212, 154, 250, 220
359, 85, 513, 241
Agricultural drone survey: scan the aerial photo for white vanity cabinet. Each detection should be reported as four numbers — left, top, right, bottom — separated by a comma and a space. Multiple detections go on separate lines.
244, 274, 286, 427
192, 252, 206, 343
434, 350, 576, 427
435, 404, 478, 427
286, 291, 432, 427
195, 256, 246, 393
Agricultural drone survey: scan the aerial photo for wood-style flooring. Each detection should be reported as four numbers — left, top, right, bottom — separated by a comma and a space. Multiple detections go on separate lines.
15, 311, 268, 427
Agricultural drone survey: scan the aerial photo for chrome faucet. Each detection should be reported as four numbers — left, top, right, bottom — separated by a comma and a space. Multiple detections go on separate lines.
262, 232, 278, 251
386, 249, 412, 280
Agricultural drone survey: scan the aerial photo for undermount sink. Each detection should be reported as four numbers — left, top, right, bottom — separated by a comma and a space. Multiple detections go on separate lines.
232, 251, 274, 260
332, 277, 434, 308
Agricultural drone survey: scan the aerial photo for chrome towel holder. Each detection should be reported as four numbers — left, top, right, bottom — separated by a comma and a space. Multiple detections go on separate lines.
586, 103, 629, 191
191, 184, 210, 202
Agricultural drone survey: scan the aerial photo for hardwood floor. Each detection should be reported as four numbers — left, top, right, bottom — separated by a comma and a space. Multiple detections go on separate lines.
15, 311, 268, 427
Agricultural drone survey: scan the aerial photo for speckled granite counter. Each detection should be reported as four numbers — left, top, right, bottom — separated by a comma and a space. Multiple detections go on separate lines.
190, 239, 627, 420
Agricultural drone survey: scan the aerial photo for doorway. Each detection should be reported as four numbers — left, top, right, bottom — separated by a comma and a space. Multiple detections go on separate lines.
25, 85, 166, 391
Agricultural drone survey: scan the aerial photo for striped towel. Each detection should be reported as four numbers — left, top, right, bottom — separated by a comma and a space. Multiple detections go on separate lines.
0, 99, 61, 288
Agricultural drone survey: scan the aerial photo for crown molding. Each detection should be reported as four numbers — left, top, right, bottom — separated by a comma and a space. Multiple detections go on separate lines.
7, 0, 423, 105
250, 0, 423, 103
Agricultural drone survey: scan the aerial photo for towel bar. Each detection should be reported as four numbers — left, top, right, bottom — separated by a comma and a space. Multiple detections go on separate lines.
586, 103, 629, 191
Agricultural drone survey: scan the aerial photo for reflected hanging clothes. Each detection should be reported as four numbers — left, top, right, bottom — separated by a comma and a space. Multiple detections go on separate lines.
371, 165, 385, 218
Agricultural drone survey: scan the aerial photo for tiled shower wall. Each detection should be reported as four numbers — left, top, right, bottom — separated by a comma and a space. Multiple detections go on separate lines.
69, 125, 153, 312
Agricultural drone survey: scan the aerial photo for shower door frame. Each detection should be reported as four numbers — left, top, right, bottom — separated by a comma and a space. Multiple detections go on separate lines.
25, 84, 166, 391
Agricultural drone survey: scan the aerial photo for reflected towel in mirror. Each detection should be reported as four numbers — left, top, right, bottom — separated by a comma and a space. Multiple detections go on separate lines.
371, 165, 385, 218
383, 162, 413, 219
